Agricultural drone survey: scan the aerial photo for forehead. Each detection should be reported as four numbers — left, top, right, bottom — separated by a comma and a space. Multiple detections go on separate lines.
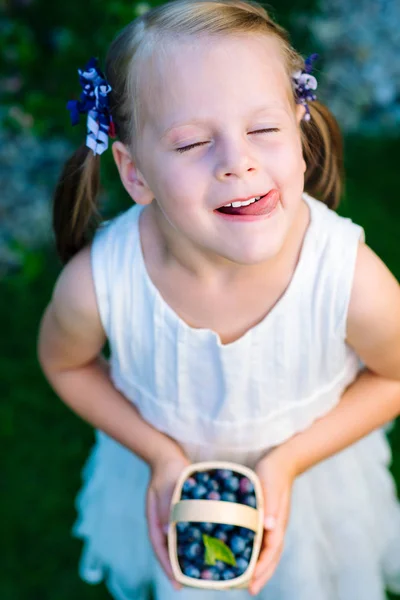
140, 33, 292, 137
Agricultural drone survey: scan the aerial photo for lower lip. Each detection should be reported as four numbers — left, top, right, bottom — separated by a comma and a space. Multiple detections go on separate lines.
215, 189, 280, 222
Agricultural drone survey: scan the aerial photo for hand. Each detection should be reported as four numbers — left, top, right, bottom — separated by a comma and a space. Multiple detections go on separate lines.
146, 450, 191, 590
249, 450, 296, 596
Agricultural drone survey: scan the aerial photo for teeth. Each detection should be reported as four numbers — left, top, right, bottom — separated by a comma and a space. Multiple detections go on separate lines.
223, 196, 262, 208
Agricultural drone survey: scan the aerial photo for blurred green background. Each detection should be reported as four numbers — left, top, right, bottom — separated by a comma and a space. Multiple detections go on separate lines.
1, 0, 400, 598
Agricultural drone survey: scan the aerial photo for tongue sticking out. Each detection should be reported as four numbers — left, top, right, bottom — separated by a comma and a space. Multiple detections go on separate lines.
217, 190, 279, 217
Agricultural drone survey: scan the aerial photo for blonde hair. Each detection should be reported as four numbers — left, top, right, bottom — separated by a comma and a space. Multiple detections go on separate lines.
54, 0, 343, 263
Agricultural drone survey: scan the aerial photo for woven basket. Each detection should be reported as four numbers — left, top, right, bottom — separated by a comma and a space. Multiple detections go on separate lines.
168, 461, 264, 590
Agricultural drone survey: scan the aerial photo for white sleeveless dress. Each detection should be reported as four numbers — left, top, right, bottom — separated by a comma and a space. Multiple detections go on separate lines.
72, 193, 400, 600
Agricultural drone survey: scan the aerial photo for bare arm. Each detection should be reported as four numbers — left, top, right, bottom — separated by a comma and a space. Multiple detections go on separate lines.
267, 241, 400, 477
249, 241, 400, 594
37, 245, 186, 469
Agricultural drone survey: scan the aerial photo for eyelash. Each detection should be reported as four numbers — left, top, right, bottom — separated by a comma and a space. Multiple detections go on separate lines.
175, 128, 280, 153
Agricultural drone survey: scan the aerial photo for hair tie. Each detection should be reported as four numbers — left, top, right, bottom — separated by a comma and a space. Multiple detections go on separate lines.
67, 57, 116, 156
292, 53, 319, 121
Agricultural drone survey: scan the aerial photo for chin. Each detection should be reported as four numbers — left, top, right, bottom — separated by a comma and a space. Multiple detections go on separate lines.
230, 243, 285, 266
233, 230, 287, 265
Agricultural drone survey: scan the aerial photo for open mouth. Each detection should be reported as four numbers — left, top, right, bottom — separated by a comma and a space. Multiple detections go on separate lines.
215, 190, 280, 218
217, 195, 265, 214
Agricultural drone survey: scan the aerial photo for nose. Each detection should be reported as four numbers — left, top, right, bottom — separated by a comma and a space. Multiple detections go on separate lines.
214, 137, 258, 181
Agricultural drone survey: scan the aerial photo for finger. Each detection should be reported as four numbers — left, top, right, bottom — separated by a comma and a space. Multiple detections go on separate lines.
250, 530, 283, 594
146, 489, 170, 575
250, 546, 283, 596
254, 526, 282, 578
262, 548, 283, 582
254, 491, 290, 576
264, 515, 277, 530
251, 511, 286, 593
253, 510, 278, 567
147, 489, 181, 589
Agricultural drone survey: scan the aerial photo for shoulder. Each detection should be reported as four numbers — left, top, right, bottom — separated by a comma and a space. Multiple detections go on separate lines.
346, 241, 400, 380
304, 193, 365, 240
38, 244, 106, 372
95, 204, 141, 239
91, 203, 142, 266
52, 243, 103, 338
52, 204, 142, 335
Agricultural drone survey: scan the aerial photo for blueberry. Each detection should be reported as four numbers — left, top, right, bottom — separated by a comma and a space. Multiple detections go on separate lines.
185, 542, 203, 560
230, 535, 246, 555
176, 522, 190, 534
193, 555, 207, 569
207, 478, 220, 492
206, 491, 221, 501
239, 477, 254, 494
236, 557, 250, 574
214, 529, 228, 543
200, 522, 215, 534
242, 494, 257, 508
201, 567, 220, 580
192, 484, 208, 499
183, 564, 201, 579
239, 527, 255, 542
221, 568, 237, 580
196, 472, 210, 486
218, 523, 235, 532
221, 491, 237, 502
186, 525, 203, 542
243, 545, 252, 561
179, 556, 192, 570
182, 477, 197, 494
224, 475, 240, 492
213, 560, 226, 572
216, 469, 232, 481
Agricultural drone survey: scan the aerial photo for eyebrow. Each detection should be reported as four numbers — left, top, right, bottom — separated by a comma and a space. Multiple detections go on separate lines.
160, 104, 287, 140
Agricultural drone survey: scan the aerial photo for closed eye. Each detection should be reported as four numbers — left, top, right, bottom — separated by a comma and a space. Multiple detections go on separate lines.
175, 128, 280, 153
250, 128, 280, 135
176, 141, 208, 153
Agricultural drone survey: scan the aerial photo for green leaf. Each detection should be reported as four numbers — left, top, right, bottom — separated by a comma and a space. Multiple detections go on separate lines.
202, 534, 237, 567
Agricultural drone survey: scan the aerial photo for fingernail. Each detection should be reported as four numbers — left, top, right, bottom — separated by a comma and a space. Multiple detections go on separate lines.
163, 523, 169, 534
264, 515, 277, 529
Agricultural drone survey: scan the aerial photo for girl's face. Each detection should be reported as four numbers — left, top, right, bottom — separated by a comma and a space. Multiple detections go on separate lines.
137, 34, 306, 266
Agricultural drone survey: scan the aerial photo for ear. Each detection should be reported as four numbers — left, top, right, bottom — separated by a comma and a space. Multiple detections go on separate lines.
294, 104, 307, 173
111, 141, 154, 206
295, 102, 306, 124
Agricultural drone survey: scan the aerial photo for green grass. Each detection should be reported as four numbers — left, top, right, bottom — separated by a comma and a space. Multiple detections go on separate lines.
1, 255, 111, 599
2, 135, 400, 599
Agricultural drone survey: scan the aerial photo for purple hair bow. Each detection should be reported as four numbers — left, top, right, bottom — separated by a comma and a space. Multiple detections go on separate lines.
292, 53, 319, 121
67, 57, 116, 156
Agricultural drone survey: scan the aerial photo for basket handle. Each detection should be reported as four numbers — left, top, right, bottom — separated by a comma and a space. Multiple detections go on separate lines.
170, 500, 258, 532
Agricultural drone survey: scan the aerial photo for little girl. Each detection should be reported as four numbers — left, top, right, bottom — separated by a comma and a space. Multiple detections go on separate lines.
38, 1, 400, 599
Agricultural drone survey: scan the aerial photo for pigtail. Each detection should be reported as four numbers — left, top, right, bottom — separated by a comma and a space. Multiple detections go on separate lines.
302, 100, 344, 210
53, 145, 101, 264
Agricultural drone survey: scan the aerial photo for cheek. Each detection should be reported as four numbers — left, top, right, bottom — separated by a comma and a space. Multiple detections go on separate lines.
268, 141, 303, 182
145, 155, 183, 201
152, 163, 202, 220
162, 159, 206, 204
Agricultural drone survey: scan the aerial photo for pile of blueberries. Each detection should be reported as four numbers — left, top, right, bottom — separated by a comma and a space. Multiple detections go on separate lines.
176, 468, 258, 581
